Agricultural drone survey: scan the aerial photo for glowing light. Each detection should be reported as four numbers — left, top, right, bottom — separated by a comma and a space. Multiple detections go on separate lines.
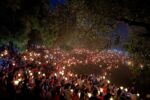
140, 64, 144, 68
102, 76, 106, 79
78, 92, 81, 98
137, 93, 140, 97
54, 73, 57, 77
4, 50, 8, 55
75, 74, 77, 77
63, 66, 65, 69
44, 55, 48, 59
1, 54, 4, 57
42, 73, 46, 77
14, 80, 19, 85
107, 80, 110, 84
124, 88, 128, 92
127, 61, 132, 66
30, 73, 33, 76
88, 93, 92, 98
69, 73, 73, 77
98, 90, 100, 94
38, 62, 41, 65
110, 97, 114, 100
100, 88, 103, 93
38, 71, 41, 75
12, 63, 15, 66
70, 89, 73, 93
65, 77, 67, 80
18, 74, 21, 77
120, 86, 124, 90
18, 78, 22, 82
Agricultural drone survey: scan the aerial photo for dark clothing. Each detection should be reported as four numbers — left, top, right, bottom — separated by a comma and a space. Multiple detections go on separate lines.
89, 96, 100, 100
104, 93, 112, 100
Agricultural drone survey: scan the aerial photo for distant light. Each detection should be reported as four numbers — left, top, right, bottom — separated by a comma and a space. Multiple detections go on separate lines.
124, 88, 128, 92
107, 80, 110, 84
100, 88, 103, 93
42, 73, 46, 77
140, 64, 144, 69
12, 63, 15, 66
30, 73, 33, 76
18, 74, 21, 77
78, 92, 81, 98
127, 61, 132, 66
88, 93, 92, 98
65, 77, 67, 80
38, 71, 41, 75
1, 54, 4, 57
14, 80, 19, 85
120, 86, 124, 90
70, 89, 73, 93
137, 93, 140, 97
54, 73, 57, 77
102, 76, 105, 79
18, 78, 22, 82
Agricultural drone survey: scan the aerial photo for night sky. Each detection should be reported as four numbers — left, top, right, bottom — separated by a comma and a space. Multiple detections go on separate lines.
50, 0, 65, 9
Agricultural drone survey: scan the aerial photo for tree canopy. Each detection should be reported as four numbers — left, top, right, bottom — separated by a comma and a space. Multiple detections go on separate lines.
0, 0, 149, 54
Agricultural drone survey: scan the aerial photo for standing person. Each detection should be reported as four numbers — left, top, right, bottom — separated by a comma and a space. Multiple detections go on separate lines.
89, 89, 99, 100
72, 89, 80, 100
115, 89, 122, 100
104, 89, 112, 100
64, 84, 72, 100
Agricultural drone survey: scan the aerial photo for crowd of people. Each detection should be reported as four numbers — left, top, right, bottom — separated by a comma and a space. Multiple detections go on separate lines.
0, 64, 140, 100
0, 44, 146, 100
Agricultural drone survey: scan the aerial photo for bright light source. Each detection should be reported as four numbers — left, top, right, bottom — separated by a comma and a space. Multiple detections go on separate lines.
18, 74, 21, 77
110, 97, 114, 100
38, 71, 41, 75
88, 93, 92, 98
78, 92, 81, 98
42, 73, 46, 76
124, 88, 128, 92
54, 73, 57, 77
18, 78, 22, 82
137, 93, 140, 97
14, 80, 19, 85
102, 76, 105, 79
12, 63, 15, 66
107, 80, 110, 84
70, 89, 73, 93
30, 73, 33, 76
100, 88, 103, 93
120, 86, 124, 90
